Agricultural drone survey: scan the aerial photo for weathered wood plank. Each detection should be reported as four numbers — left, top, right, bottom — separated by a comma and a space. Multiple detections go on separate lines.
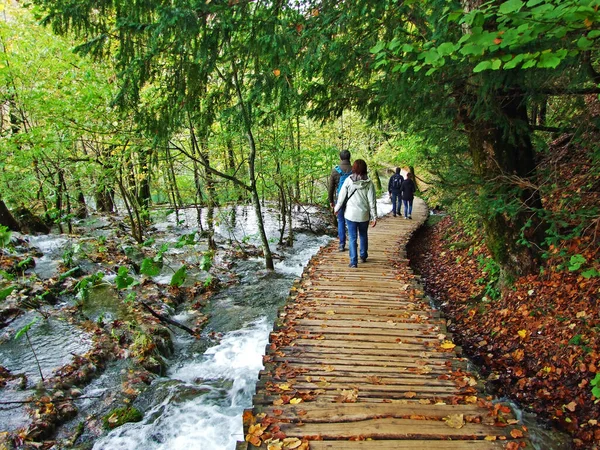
278, 418, 512, 439
255, 403, 495, 422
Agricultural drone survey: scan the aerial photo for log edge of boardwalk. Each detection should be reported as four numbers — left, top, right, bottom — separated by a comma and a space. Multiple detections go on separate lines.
237, 198, 531, 450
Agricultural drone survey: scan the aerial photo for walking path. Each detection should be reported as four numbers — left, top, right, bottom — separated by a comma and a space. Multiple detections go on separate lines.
237, 198, 530, 449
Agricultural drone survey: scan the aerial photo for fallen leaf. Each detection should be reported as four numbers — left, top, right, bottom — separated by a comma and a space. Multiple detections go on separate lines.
440, 340, 456, 350
510, 428, 524, 438
404, 391, 417, 398
445, 414, 465, 429
517, 330, 527, 339
290, 398, 302, 405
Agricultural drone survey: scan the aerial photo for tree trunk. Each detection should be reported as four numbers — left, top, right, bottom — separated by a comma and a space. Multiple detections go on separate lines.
464, 90, 544, 279
0, 200, 20, 231
231, 59, 274, 270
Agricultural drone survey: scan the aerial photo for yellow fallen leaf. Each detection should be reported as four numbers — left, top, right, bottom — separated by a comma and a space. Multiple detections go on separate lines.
517, 329, 527, 339
278, 383, 292, 391
268, 441, 283, 450
444, 414, 465, 429
283, 437, 302, 449
323, 365, 335, 372
273, 399, 284, 406
326, 310, 335, 315
290, 397, 302, 404
484, 435, 497, 441
404, 391, 417, 398
465, 396, 478, 404
440, 340, 456, 350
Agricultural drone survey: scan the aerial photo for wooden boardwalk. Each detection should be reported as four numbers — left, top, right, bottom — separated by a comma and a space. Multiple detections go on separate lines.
238, 198, 529, 449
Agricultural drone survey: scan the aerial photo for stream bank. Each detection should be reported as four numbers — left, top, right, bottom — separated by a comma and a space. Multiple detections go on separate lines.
407, 213, 591, 449
0, 203, 339, 449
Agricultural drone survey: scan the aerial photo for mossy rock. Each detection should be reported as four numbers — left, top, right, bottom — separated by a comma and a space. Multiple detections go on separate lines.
102, 407, 143, 430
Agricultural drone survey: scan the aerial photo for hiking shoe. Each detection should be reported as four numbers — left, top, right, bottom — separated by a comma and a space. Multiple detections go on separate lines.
393, 214, 396, 217
339, 246, 345, 252
348, 264, 357, 268
408, 215, 412, 219
360, 257, 367, 263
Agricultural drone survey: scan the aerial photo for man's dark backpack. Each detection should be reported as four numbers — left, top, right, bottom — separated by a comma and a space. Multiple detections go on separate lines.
335, 166, 352, 194
391, 174, 403, 190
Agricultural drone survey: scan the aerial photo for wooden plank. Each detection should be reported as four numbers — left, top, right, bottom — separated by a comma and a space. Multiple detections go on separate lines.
308, 441, 506, 449
278, 418, 512, 439
256, 403, 494, 422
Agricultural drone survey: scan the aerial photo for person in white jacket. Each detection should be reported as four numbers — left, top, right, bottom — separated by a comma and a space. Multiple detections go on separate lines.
334, 159, 377, 268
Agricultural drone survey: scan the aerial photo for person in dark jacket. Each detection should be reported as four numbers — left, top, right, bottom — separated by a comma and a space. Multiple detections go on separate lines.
328, 150, 352, 251
387, 167, 404, 217
401, 172, 416, 219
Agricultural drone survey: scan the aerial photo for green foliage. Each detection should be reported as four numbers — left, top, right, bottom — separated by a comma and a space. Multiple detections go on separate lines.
102, 407, 143, 430
200, 252, 213, 272
73, 271, 105, 301
0, 226, 11, 248
568, 254, 587, 271
175, 233, 196, 249
14, 318, 38, 340
115, 266, 136, 290
591, 373, 600, 399
17, 257, 33, 269
62, 244, 80, 268
476, 255, 502, 301
59, 266, 82, 281
0, 285, 17, 301
170, 265, 187, 287
140, 258, 162, 277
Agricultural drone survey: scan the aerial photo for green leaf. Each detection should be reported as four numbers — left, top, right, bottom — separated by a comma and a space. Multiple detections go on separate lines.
577, 36, 593, 50
582, 268, 600, 279
491, 59, 502, 70
593, 386, 600, 399
59, 266, 82, 281
115, 266, 135, 289
0, 285, 17, 301
170, 265, 187, 287
589, 30, 600, 39
369, 41, 386, 54
568, 254, 586, 271
526, 0, 544, 6
473, 61, 492, 72
140, 257, 162, 277
437, 42, 457, 57
15, 318, 38, 340
200, 253, 213, 272
537, 52, 563, 69
504, 54, 524, 69
499, 0, 524, 15
591, 373, 600, 387
423, 49, 440, 65
0, 226, 11, 247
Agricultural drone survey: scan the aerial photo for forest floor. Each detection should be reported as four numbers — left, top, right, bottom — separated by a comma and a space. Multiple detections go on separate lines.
408, 133, 600, 448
